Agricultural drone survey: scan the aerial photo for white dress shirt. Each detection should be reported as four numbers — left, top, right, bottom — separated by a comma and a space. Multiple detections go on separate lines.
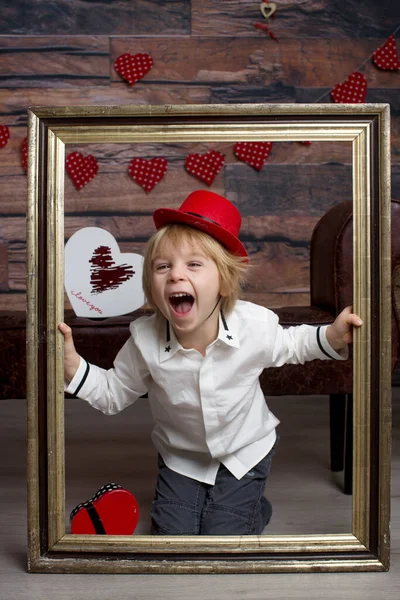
66, 300, 346, 485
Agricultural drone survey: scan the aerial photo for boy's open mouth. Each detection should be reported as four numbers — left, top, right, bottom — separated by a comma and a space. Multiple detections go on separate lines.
169, 293, 194, 314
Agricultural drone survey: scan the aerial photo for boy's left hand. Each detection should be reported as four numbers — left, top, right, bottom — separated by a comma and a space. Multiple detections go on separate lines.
326, 306, 363, 351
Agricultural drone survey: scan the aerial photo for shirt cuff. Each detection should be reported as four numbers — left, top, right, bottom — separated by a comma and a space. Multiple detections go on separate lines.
317, 325, 349, 361
65, 357, 90, 396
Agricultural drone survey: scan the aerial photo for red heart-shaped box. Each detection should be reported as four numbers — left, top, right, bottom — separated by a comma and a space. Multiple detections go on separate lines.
70, 483, 139, 535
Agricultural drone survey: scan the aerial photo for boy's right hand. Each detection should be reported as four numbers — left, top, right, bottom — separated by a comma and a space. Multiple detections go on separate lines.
58, 322, 81, 383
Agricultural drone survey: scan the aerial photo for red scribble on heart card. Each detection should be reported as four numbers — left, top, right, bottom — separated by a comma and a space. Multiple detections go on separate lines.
89, 246, 135, 294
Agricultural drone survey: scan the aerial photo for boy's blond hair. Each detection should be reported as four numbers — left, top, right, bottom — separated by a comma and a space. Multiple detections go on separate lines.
143, 224, 248, 316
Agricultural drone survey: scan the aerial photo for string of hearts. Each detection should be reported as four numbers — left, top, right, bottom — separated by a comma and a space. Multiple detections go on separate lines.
66, 26, 400, 193
253, 3, 400, 102
1, 29, 398, 191
311, 28, 400, 105
64, 145, 274, 193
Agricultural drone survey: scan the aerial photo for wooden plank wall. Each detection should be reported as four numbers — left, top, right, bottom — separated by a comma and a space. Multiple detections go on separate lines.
0, 0, 399, 312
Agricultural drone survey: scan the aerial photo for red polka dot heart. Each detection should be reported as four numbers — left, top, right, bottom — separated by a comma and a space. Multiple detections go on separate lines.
21, 137, 28, 171
373, 35, 400, 71
128, 157, 168, 193
331, 72, 367, 104
114, 53, 154, 86
234, 142, 273, 171
0, 125, 10, 149
66, 151, 99, 190
185, 150, 225, 186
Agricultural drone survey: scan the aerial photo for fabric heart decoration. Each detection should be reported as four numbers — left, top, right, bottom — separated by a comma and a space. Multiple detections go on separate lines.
114, 53, 154, 85
373, 35, 400, 71
234, 142, 273, 171
66, 151, 98, 190
0, 125, 10, 149
22, 137, 28, 171
70, 483, 139, 535
331, 72, 367, 104
185, 150, 225, 185
65, 227, 145, 318
128, 157, 168, 193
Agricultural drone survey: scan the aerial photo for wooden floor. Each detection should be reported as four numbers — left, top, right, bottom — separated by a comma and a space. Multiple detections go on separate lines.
1, 391, 399, 599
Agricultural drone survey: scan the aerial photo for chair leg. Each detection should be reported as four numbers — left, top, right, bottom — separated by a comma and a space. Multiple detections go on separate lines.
329, 394, 346, 472
343, 394, 353, 495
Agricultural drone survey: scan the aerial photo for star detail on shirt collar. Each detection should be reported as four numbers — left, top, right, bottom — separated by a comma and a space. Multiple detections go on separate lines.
165, 345, 171, 352
226, 334, 233, 341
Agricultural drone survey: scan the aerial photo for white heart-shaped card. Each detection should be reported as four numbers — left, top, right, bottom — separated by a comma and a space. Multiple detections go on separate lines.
65, 228, 145, 318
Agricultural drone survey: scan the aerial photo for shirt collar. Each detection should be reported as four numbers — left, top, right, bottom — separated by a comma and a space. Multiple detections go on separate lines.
159, 310, 239, 362
159, 319, 181, 362
217, 310, 240, 348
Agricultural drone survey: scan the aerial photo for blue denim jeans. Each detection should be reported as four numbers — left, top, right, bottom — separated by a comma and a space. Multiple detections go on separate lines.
151, 440, 277, 535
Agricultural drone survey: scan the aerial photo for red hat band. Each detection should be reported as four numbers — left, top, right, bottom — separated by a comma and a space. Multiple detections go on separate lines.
153, 190, 247, 257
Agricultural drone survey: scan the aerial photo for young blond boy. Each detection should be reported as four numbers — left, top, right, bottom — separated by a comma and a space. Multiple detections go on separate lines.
60, 190, 362, 535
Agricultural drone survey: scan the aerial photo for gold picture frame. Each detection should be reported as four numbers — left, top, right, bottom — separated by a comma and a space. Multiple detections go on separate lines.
26, 103, 391, 573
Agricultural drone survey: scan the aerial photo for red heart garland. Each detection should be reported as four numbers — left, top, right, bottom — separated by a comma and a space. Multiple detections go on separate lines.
0, 125, 10, 149
128, 157, 168, 193
331, 72, 367, 104
66, 151, 99, 190
114, 53, 154, 85
70, 483, 139, 535
22, 137, 28, 171
373, 35, 400, 71
185, 150, 225, 186
234, 142, 273, 171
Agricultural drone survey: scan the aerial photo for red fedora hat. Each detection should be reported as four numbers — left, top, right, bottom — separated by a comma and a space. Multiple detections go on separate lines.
153, 190, 247, 257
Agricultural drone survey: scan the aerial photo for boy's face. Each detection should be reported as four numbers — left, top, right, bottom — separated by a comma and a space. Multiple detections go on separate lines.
151, 238, 222, 347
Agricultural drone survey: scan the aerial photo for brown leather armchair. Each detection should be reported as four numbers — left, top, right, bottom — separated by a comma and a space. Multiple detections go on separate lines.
265, 199, 400, 493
